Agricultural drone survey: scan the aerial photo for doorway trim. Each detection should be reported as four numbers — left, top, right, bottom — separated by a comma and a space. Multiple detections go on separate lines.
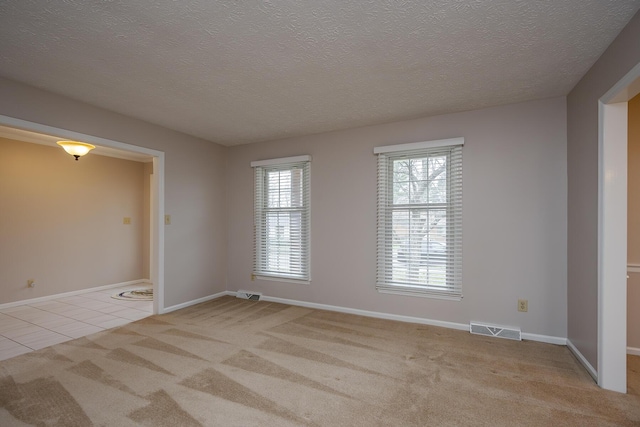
0, 114, 165, 314
598, 62, 640, 392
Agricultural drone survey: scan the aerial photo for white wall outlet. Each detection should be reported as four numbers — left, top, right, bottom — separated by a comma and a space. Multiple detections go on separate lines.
518, 299, 528, 312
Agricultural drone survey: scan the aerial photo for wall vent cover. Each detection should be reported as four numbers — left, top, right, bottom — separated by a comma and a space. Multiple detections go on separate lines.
236, 290, 262, 301
470, 322, 521, 341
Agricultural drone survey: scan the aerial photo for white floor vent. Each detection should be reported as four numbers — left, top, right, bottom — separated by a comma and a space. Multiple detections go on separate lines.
236, 290, 262, 301
470, 322, 521, 341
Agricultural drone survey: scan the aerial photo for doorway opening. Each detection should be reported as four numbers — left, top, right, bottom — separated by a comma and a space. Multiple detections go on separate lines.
598, 62, 640, 393
0, 114, 165, 314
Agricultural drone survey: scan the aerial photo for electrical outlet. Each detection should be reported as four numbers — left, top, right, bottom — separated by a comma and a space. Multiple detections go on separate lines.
518, 299, 528, 312
251, 274, 256, 281
123, 217, 131, 225
165, 215, 171, 225
27, 279, 35, 288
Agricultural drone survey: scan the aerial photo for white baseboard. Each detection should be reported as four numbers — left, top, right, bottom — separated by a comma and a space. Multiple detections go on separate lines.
567, 339, 598, 381
156, 290, 567, 347
628, 347, 640, 356
260, 294, 566, 345
261, 295, 470, 331
521, 332, 567, 345
161, 291, 232, 314
0, 279, 150, 310
260, 296, 469, 331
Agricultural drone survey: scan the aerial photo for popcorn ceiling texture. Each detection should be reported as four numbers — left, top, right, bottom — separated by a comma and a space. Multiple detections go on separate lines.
0, 1, 638, 146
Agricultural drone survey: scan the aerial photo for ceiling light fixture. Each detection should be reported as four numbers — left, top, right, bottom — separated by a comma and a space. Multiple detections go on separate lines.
56, 140, 95, 161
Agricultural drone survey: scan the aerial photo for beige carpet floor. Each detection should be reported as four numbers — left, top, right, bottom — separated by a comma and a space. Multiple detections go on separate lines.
1, 296, 639, 426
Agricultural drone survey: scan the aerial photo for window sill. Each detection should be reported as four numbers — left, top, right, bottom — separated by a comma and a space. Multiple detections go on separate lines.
377, 287, 462, 301
254, 274, 311, 285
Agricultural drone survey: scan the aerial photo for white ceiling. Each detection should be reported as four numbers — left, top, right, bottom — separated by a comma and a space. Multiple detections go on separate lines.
0, 1, 638, 146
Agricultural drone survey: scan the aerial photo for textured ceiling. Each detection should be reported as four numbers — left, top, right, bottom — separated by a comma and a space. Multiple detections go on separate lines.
0, 1, 639, 146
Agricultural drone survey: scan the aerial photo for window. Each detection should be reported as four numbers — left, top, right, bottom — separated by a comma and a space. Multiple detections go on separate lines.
251, 155, 311, 283
375, 138, 463, 299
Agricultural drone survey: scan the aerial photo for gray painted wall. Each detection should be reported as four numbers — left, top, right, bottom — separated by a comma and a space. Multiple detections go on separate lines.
567, 11, 640, 368
227, 97, 568, 338
0, 77, 228, 308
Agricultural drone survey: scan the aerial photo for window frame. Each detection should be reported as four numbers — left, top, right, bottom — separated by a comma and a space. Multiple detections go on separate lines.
374, 138, 463, 300
251, 155, 311, 284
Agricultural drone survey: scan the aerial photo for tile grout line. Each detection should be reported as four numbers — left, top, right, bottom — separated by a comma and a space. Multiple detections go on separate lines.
0, 335, 36, 351
2, 292, 151, 323
0, 304, 106, 338
0, 288, 152, 358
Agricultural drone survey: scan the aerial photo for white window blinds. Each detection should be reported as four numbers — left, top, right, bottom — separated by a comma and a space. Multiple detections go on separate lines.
252, 156, 311, 283
375, 139, 463, 300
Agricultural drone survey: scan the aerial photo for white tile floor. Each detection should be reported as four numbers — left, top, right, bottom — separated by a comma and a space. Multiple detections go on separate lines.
0, 284, 152, 361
